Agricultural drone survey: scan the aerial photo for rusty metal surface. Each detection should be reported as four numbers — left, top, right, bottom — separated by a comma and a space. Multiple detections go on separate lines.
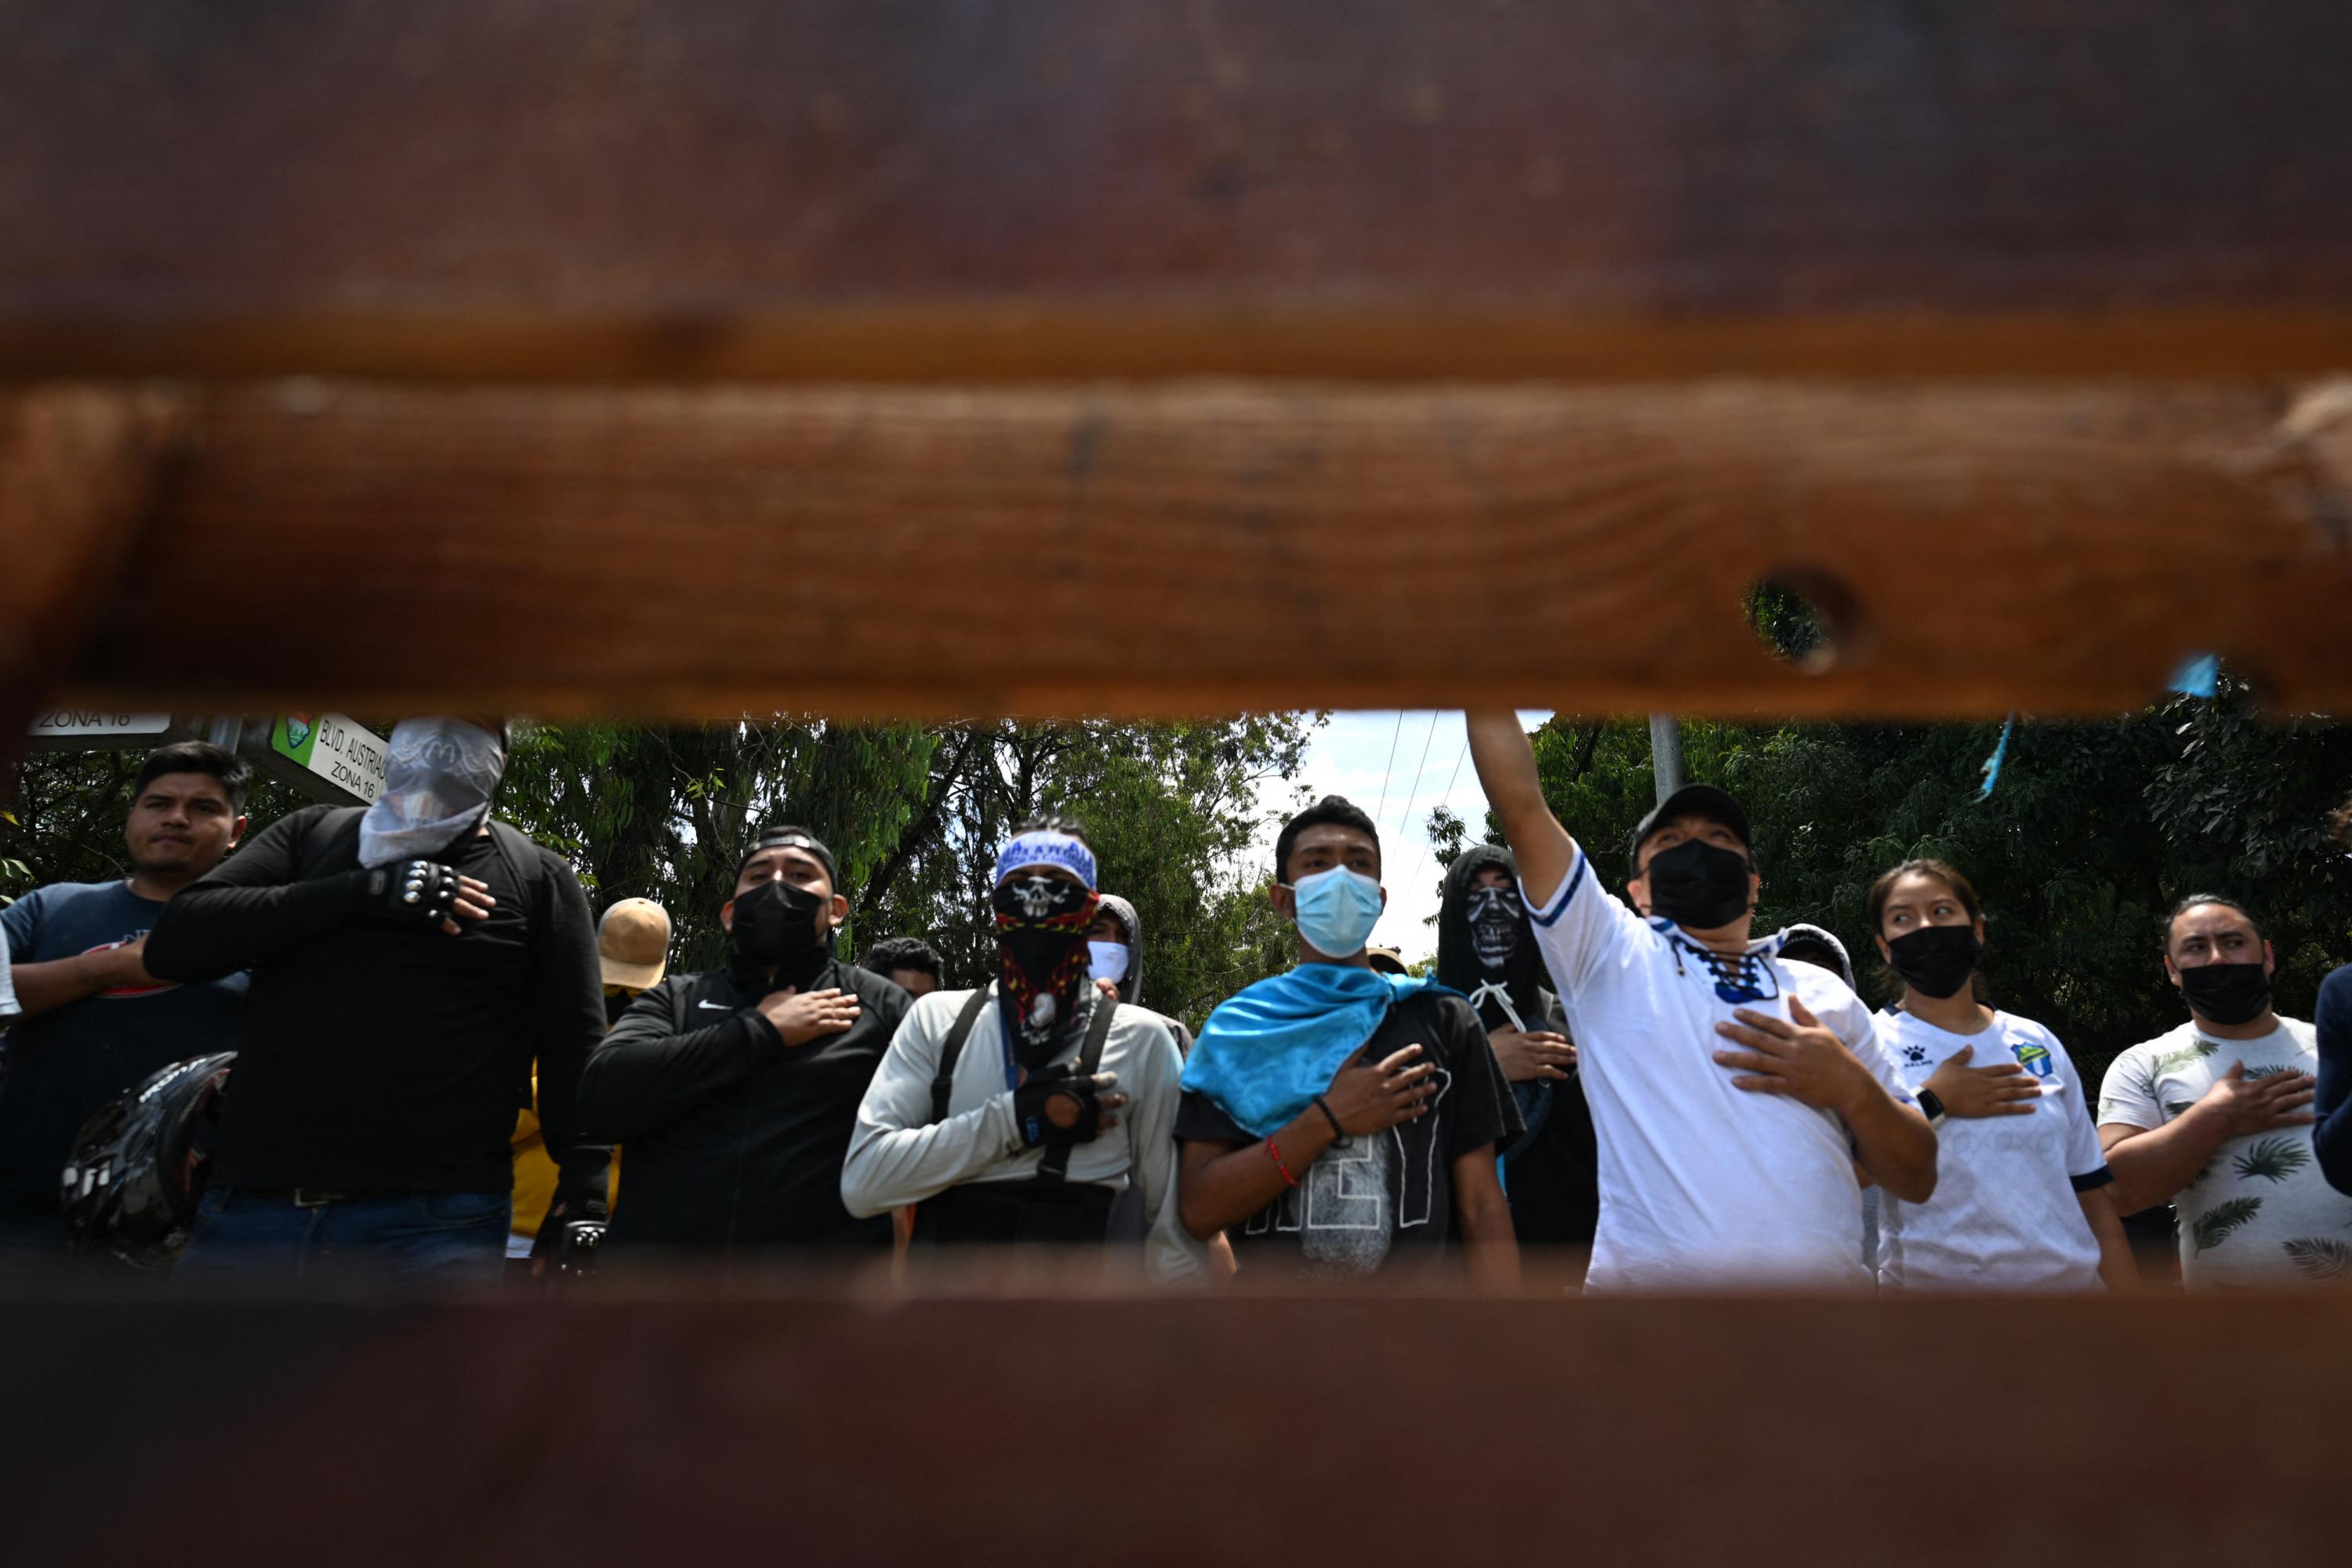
3, 2, 2351, 379
5, 1289, 2347, 1565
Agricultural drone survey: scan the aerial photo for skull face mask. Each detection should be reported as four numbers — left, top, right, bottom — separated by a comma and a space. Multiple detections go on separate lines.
1466, 884, 1520, 971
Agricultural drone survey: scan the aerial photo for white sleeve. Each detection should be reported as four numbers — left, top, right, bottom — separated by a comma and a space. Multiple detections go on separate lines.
1519, 844, 1650, 1000
840, 991, 1024, 1217
0, 923, 18, 1018
1123, 1014, 1207, 1286
2049, 1035, 2110, 1178
2096, 1046, 2163, 1132
1836, 1000, 1917, 1109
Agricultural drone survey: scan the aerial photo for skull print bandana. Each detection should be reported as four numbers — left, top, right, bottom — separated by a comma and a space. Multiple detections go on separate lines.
993, 874, 1102, 1069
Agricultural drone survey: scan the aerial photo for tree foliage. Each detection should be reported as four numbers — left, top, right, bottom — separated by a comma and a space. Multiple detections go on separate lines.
5, 713, 1317, 1035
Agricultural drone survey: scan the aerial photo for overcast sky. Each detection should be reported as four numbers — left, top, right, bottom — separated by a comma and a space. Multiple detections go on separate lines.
1250, 710, 1552, 965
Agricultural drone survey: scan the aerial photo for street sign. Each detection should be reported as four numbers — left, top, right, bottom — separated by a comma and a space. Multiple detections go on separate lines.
253, 713, 389, 805
24, 713, 189, 752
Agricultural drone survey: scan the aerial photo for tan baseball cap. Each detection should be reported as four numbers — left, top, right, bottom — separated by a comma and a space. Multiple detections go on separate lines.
598, 897, 672, 990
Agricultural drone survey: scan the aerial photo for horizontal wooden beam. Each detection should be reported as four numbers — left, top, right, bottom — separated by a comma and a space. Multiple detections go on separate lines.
10, 1290, 2352, 1563
5, 2, 2352, 381
27, 378, 2352, 719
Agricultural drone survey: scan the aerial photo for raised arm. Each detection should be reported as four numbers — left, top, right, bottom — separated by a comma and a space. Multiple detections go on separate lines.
1465, 711, 1577, 908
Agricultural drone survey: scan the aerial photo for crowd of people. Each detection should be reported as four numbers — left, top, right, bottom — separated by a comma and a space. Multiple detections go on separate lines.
3, 712, 2350, 1292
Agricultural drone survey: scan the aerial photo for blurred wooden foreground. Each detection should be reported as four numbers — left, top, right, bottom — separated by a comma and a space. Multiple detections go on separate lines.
5, 2, 2352, 724
4, 1283, 2348, 1565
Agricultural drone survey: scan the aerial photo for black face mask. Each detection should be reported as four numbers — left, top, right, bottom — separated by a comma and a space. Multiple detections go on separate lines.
2179, 960, 2271, 1026
730, 879, 828, 968
1886, 924, 1980, 1000
1642, 839, 1753, 931
1465, 885, 1520, 971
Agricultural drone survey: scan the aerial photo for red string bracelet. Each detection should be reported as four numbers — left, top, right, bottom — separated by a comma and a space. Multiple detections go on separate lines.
1265, 1134, 1299, 1187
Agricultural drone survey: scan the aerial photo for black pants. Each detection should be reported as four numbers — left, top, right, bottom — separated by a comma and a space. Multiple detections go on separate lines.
911, 1179, 1116, 1246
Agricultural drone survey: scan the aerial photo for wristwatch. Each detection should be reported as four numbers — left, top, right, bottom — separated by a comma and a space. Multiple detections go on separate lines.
1916, 1087, 1947, 1128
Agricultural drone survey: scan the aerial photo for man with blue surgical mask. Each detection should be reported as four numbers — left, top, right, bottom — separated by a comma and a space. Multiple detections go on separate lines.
1174, 796, 1519, 1287
146, 716, 612, 1282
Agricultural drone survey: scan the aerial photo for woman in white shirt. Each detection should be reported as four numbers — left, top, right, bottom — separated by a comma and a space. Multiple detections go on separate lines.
1867, 858, 2137, 1292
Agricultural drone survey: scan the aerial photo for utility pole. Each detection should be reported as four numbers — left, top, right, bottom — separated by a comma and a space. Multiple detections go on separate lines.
1648, 713, 1684, 805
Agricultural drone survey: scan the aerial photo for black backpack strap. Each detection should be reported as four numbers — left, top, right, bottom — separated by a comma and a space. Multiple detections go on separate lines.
1037, 997, 1120, 1185
930, 985, 996, 1125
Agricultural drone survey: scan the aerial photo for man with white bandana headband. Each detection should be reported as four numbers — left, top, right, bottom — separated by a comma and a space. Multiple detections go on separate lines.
1176, 796, 1520, 1287
842, 813, 1202, 1280
146, 717, 612, 1281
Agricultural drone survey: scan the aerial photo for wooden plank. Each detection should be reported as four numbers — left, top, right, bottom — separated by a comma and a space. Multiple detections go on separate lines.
7, 1291, 2352, 1565
0, 387, 187, 764
32, 378, 2352, 720
5, 1, 2352, 381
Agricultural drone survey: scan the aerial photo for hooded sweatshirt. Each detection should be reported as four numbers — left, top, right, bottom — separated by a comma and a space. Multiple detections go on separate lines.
1438, 845, 1600, 1247
1094, 894, 1194, 1054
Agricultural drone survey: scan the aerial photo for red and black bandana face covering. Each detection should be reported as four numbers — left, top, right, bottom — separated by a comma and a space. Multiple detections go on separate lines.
993, 874, 1101, 1069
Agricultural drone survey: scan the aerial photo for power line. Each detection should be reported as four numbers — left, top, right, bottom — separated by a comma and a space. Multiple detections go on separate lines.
1370, 710, 1406, 822
1396, 710, 1439, 847
1400, 728, 1472, 926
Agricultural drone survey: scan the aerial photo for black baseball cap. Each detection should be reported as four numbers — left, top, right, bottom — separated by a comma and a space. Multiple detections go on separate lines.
736, 826, 838, 887
1628, 784, 1753, 873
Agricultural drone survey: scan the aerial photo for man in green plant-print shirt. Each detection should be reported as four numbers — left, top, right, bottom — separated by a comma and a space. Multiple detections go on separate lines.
2096, 896, 2352, 1288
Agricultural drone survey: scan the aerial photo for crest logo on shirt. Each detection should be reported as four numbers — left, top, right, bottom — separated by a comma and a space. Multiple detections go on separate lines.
1901, 1044, 1930, 1066
2013, 1040, 2054, 1080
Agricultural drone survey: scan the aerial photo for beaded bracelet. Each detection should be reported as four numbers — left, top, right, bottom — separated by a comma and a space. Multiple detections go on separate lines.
1265, 1134, 1299, 1187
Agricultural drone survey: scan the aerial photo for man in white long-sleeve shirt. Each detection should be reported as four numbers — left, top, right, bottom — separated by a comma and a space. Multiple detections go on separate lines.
841, 815, 1203, 1283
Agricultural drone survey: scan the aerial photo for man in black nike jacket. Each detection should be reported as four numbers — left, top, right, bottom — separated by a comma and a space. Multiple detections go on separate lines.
579, 826, 910, 1262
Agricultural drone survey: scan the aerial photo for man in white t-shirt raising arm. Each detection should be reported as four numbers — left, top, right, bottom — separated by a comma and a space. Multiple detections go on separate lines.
1465, 712, 1936, 1290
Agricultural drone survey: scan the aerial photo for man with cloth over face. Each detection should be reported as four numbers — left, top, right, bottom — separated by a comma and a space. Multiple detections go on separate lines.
579, 829, 909, 1261
1464, 713, 1936, 1291
145, 717, 611, 1280
1437, 844, 1599, 1255
841, 815, 1201, 1282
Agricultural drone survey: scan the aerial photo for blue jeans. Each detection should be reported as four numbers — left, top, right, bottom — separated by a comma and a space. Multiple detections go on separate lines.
175, 1187, 510, 1286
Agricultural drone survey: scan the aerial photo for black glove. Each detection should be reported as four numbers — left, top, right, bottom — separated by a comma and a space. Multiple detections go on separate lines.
1013, 1064, 1106, 1149
363, 859, 462, 927
550, 1218, 607, 1278
531, 1196, 608, 1271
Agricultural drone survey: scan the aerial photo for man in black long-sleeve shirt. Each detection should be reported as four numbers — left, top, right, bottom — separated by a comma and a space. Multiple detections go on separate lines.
581, 826, 909, 1262
144, 717, 608, 1282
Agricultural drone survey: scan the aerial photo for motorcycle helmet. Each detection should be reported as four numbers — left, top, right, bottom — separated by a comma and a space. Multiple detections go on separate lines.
60, 1051, 235, 1268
